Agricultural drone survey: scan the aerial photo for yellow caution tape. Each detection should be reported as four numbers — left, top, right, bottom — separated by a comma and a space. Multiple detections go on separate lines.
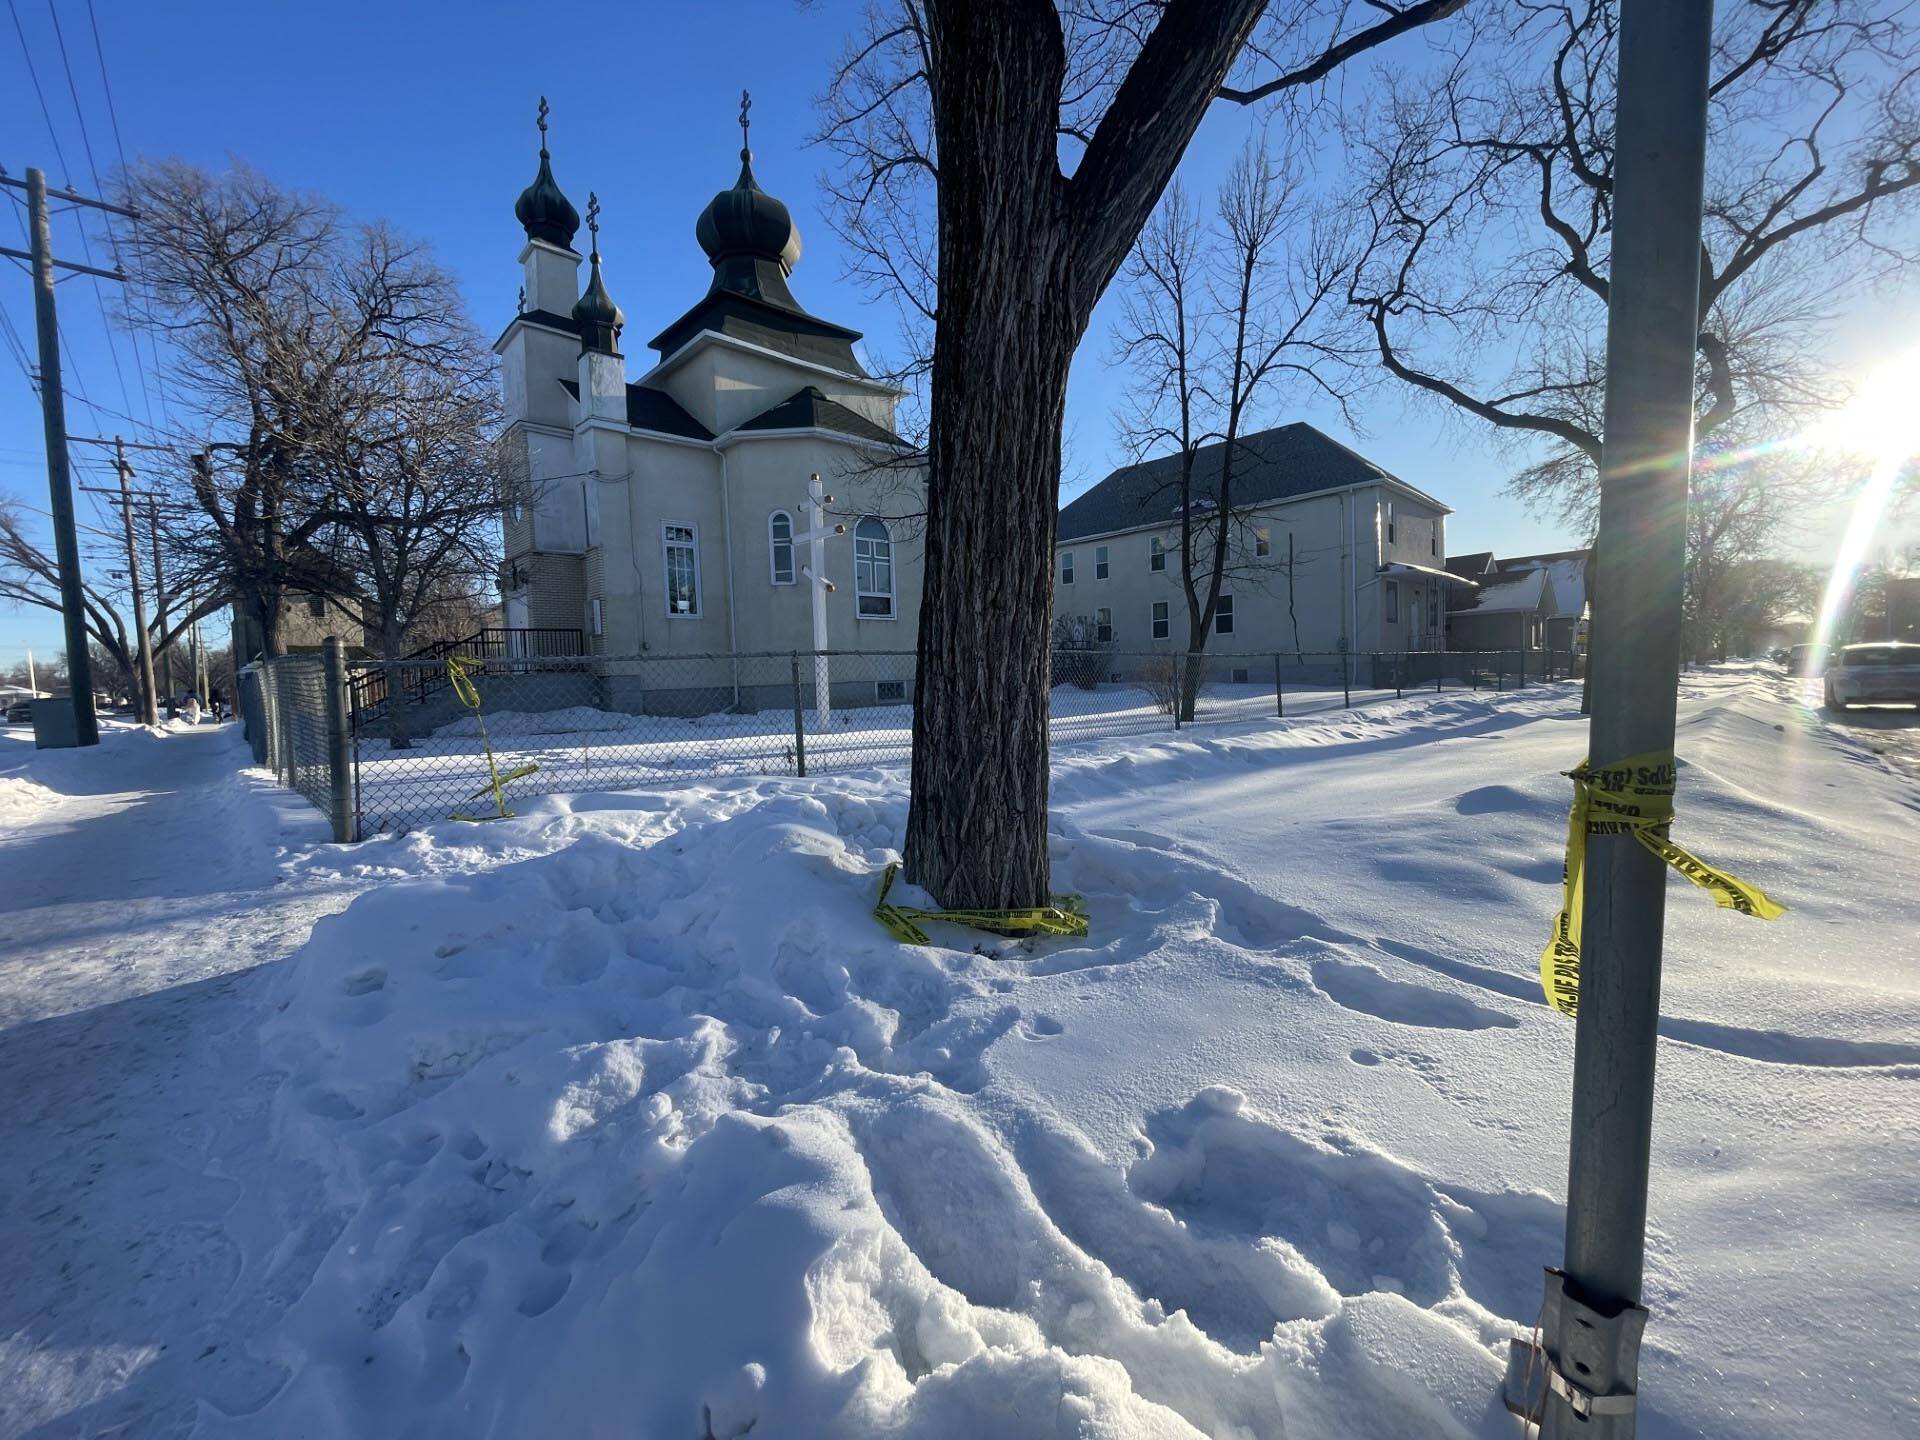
445, 654, 537, 823
873, 863, 1089, 946
1542, 751, 1785, 1017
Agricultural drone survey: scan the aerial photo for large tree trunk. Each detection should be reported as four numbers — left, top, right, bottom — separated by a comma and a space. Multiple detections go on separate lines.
904, 0, 1269, 908
905, 5, 1073, 911
382, 619, 413, 751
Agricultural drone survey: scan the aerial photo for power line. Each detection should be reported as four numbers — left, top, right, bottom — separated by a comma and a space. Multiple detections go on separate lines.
5, 0, 71, 182
45, 0, 147, 432
83, 0, 168, 437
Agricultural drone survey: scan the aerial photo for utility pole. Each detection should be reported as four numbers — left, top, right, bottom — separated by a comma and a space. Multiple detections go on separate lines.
3, 166, 139, 746
149, 494, 175, 717
76, 436, 172, 725
1533, 4, 1714, 1436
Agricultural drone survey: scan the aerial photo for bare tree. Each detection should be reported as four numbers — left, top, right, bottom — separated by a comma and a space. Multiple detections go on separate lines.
121, 161, 347, 658
300, 225, 507, 743
1345, 1, 1920, 532
823, 0, 1468, 908
1114, 141, 1355, 717
123, 163, 506, 667
0, 500, 224, 716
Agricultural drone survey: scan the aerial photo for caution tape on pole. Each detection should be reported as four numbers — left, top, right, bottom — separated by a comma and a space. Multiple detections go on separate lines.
445, 654, 538, 823
873, 863, 1089, 946
1541, 751, 1785, 1018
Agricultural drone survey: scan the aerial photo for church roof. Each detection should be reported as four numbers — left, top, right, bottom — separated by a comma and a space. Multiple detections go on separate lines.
515, 98, 580, 248
558, 379, 713, 440
648, 117, 866, 376
1058, 423, 1432, 543
736, 386, 904, 446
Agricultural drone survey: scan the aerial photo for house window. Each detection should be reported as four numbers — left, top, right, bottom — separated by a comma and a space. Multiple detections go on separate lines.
1231, 666, 1250, 684
1385, 580, 1399, 623
589, 596, 604, 636
662, 523, 700, 617
1095, 545, 1110, 580
1431, 523, 1439, 557
1095, 607, 1113, 644
305, 594, 325, 619
1150, 537, 1166, 572
876, 680, 906, 703
1215, 595, 1234, 635
1386, 502, 1396, 545
1061, 550, 1074, 585
855, 516, 895, 618
1151, 600, 1169, 640
769, 511, 795, 584
1254, 526, 1271, 557
1427, 589, 1439, 630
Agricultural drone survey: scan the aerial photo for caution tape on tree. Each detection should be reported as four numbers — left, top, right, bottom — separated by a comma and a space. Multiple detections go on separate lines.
445, 654, 537, 823
1541, 750, 1785, 1017
873, 863, 1089, 946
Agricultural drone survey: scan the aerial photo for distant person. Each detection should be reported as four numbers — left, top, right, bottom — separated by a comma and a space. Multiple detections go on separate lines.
209, 686, 226, 721
182, 691, 202, 725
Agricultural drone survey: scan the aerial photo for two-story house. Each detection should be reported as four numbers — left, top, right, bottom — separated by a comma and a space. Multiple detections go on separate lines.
1053, 423, 1472, 668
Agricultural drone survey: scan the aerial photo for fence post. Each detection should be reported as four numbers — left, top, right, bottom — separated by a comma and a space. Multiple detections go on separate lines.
274, 662, 296, 784
1342, 650, 1351, 709
790, 651, 808, 778
322, 637, 355, 842
1520, 646, 1528, 687
1437, 652, 1445, 693
1273, 653, 1284, 718
1395, 655, 1403, 699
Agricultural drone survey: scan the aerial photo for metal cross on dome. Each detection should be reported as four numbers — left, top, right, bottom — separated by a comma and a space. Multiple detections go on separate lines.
537, 96, 550, 150
739, 90, 751, 152
586, 192, 600, 240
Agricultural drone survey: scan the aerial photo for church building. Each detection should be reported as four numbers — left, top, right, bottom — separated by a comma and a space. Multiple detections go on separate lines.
495, 97, 925, 703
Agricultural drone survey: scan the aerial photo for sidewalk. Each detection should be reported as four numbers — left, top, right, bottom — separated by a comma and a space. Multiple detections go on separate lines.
0, 723, 340, 1437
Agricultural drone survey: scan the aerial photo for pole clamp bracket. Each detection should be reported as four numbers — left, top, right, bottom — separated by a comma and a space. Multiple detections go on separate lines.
1503, 1268, 1648, 1428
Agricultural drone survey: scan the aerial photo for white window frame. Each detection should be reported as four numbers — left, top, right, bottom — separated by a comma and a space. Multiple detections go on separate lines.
768, 510, 795, 585
1149, 537, 1166, 572
1095, 606, 1113, 644
1151, 600, 1169, 641
1385, 580, 1399, 624
1254, 526, 1271, 558
589, 596, 604, 636
1095, 545, 1110, 580
1215, 594, 1234, 636
661, 522, 702, 619
854, 515, 896, 620
1386, 501, 1396, 545
1061, 550, 1075, 585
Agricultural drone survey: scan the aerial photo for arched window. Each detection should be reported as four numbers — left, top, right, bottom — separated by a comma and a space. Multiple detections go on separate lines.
854, 516, 894, 618
769, 510, 795, 584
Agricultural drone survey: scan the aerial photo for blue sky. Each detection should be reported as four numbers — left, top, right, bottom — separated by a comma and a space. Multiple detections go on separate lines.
2, 0, 1913, 665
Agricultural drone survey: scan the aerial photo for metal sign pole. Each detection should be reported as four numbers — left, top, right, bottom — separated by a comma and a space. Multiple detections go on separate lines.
1535, 4, 1714, 1435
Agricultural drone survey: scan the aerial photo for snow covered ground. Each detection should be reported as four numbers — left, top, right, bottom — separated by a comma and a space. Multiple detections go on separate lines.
1, 669, 1915, 1439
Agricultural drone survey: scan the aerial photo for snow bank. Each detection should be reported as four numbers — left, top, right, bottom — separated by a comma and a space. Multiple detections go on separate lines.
210, 669, 1920, 1437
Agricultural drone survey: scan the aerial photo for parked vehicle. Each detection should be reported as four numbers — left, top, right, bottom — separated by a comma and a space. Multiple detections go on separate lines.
5, 699, 32, 724
1788, 643, 1830, 676
1824, 642, 1920, 711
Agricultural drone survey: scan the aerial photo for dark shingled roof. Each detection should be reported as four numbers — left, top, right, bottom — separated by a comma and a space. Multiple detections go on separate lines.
736, 386, 904, 446
494, 308, 580, 350
1057, 423, 1428, 543
558, 379, 713, 440
648, 292, 868, 376
1445, 551, 1496, 580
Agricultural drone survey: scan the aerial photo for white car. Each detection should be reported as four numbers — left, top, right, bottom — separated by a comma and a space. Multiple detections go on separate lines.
1824, 642, 1920, 710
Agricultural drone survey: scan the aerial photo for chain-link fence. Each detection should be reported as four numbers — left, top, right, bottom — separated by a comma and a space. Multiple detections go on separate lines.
241, 654, 347, 829
242, 643, 1578, 839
